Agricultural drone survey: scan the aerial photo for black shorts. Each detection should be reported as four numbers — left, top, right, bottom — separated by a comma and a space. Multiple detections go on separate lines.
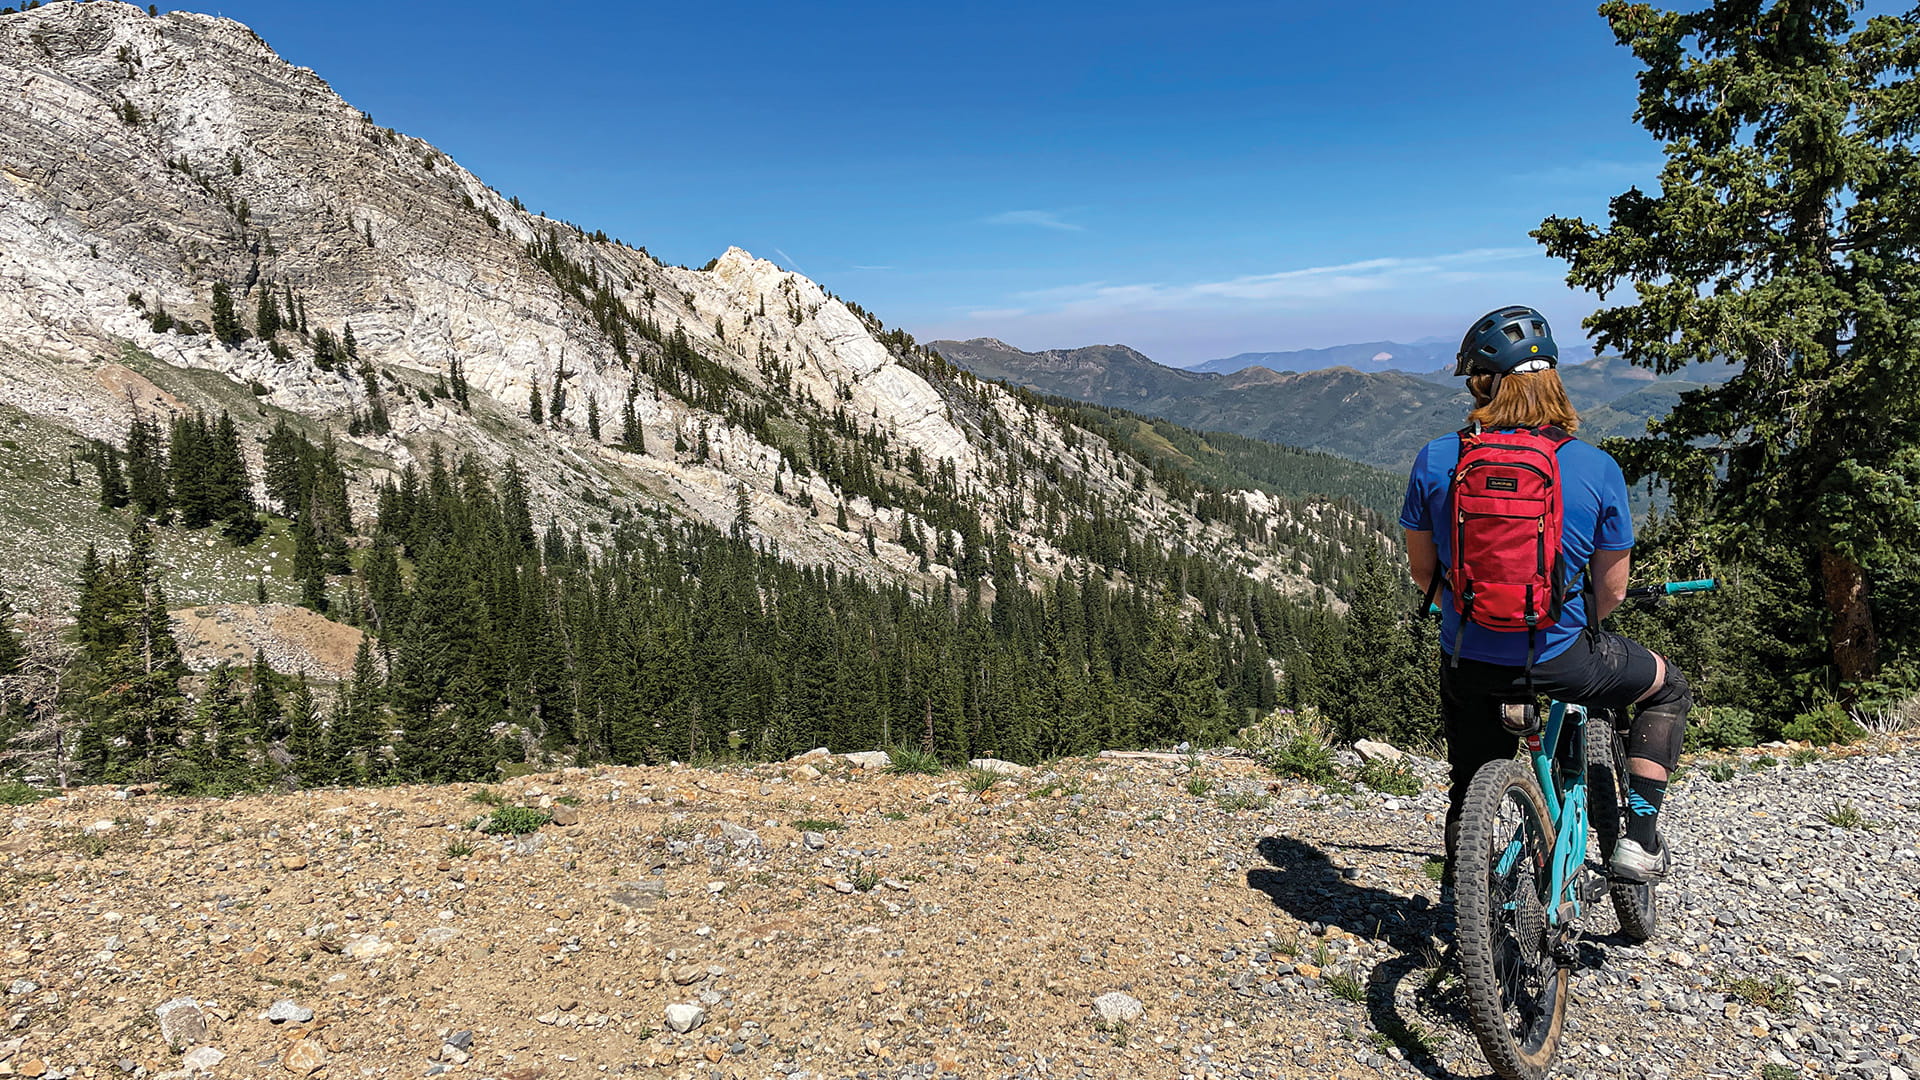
1441, 628, 1660, 712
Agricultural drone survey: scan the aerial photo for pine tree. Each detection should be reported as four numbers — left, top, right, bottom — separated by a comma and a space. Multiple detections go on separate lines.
528, 385, 544, 426
285, 675, 326, 783
125, 415, 168, 518
92, 442, 128, 509
312, 327, 339, 371
548, 363, 568, 426
448, 356, 469, 409
262, 418, 304, 515
247, 649, 284, 742
293, 518, 327, 612
0, 589, 25, 729
210, 280, 245, 345
1536, 0, 1920, 692
210, 411, 260, 544
69, 524, 187, 783
255, 287, 280, 339
360, 363, 390, 435
586, 394, 601, 441
620, 386, 643, 452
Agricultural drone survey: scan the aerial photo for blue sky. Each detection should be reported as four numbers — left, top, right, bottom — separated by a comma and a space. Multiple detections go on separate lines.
202, 0, 1671, 365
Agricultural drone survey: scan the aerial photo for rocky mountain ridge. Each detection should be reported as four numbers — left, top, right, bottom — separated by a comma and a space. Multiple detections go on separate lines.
0, 1, 1363, 612
928, 337, 1728, 469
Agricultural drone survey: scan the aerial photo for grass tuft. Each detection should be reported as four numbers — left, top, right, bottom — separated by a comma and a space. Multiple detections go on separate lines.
885, 744, 944, 776
961, 767, 1002, 794
791, 818, 844, 832
467, 787, 506, 806
1325, 972, 1366, 1003
1822, 800, 1869, 829
480, 805, 550, 835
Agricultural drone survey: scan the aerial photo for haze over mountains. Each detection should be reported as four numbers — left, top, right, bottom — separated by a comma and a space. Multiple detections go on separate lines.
928, 337, 1727, 469
1184, 338, 1597, 377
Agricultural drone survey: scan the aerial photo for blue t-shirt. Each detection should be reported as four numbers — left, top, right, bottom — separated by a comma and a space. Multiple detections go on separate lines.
1399, 432, 1634, 664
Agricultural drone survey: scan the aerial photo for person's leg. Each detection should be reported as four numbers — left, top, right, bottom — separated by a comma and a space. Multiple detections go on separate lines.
1440, 657, 1519, 883
1531, 629, 1686, 879
1621, 653, 1690, 856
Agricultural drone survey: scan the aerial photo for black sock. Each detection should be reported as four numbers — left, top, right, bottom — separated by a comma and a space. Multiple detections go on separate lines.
1625, 775, 1667, 849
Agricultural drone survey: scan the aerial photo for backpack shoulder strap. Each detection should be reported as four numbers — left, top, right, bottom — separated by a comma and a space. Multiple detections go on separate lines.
1536, 424, 1577, 449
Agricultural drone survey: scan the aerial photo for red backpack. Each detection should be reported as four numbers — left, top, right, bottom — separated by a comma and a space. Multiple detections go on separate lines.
1426, 425, 1577, 669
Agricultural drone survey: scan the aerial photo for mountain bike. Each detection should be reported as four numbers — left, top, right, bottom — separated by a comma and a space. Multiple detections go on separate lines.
1454, 578, 1716, 1080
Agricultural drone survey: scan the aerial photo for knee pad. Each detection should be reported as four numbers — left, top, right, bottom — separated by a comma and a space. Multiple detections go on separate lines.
1628, 662, 1691, 770
1641, 662, 1691, 709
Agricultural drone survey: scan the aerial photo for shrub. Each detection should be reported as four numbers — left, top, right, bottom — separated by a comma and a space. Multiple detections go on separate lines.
790, 818, 843, 832
0, 781, 45, 806
1354, 758, 1420, 797
1244, 709, 1338, 784
1685, 705, 1758, 751
1782, 701, 1866, 746
1720, 975, 1792, 1011
481, 806, 549, 835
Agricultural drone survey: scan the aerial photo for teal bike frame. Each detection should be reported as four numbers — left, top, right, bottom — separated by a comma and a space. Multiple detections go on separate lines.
1494, 577, 1716, 935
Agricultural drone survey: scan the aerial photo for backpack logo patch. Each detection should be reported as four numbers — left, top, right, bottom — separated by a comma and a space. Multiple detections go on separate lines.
1486, 477, 1519, 492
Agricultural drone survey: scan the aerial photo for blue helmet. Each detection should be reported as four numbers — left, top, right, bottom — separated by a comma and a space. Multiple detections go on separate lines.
1454, 306, 1558, 376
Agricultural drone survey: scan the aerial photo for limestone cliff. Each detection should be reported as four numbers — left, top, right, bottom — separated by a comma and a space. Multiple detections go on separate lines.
0, 1, 1364, 606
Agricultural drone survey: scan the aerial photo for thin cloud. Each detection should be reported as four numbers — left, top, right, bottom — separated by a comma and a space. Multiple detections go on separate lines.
773, 248, 807, 274
849, 264, 895, 271
982, 210, 1085, 232
997, 248, 1536, 314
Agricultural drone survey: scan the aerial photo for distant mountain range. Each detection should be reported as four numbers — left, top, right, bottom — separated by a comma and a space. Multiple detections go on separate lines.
1186, 338, 1596, 376
928, 337, 1727, 469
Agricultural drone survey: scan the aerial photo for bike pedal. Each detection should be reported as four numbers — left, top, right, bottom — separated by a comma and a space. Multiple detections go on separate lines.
1578, 872, 1608, 903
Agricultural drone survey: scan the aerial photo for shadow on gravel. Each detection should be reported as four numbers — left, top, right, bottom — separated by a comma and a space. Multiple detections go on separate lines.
1248, 835, 1492, 1080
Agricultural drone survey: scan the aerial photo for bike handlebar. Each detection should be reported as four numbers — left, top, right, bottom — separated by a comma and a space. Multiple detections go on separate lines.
1624, 578, 1717, 600
1425, 577, 1715, 615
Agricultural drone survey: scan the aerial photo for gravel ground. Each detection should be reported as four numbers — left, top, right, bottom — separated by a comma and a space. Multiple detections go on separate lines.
1, 738, 1912, 1080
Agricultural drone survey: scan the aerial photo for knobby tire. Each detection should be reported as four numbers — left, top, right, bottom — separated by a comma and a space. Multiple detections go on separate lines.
1455, 758, 1568, 1080
1585, 714, 1657, 941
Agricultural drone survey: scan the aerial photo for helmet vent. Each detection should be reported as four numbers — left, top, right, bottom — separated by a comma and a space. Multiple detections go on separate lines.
1502, 325, 1526, 343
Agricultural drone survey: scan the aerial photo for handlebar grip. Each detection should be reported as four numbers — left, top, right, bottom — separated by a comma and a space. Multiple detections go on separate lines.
1625, 579, 1719, 600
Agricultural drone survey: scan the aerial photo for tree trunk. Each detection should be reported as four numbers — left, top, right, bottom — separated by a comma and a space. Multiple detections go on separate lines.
1819, 545, 1879, 689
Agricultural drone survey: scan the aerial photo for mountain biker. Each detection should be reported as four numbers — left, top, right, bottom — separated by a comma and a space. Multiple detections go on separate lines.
1399, 306, 1691, 886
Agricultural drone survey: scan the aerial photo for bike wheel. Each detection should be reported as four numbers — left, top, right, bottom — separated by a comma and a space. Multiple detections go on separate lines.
1455, 757, 1568, 1080
1584, 714, 1658, 941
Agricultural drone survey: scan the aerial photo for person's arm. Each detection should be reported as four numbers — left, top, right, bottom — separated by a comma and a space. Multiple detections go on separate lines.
1404, 530, 1439, 597
1589, 547, 1631, 621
